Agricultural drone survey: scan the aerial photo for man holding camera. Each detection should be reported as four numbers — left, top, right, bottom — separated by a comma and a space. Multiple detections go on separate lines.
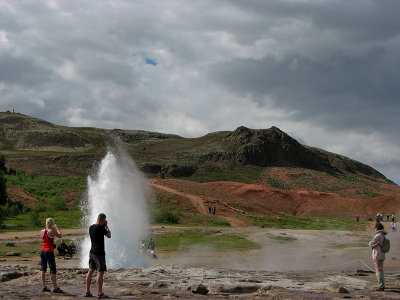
85, 213, 111, 298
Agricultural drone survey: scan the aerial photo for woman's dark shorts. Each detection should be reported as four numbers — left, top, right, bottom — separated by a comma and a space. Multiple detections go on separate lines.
40, 250, 57, 274
89, 253, 107, 272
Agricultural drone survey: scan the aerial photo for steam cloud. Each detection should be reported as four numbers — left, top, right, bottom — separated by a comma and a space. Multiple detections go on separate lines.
80, 146, 150, 268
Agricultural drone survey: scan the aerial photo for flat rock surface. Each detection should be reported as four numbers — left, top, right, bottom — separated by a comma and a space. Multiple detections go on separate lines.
2, 264, 400, 299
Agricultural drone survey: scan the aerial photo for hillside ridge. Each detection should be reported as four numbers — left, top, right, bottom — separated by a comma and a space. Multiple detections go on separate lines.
0, 111, 393, 185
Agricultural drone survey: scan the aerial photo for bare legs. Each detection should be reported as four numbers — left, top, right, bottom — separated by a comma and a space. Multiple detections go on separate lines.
97, 272, 104, 295
40, 271, 46, 288
86, 269, 105, 296
86, 269, 95, 294
41, 271, 58, 290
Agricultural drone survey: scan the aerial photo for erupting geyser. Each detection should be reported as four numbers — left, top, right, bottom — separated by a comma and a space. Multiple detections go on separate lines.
80, 147, 150, 268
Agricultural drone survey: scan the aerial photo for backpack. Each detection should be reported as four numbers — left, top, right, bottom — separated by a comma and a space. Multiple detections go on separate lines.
381, 236, 390, 253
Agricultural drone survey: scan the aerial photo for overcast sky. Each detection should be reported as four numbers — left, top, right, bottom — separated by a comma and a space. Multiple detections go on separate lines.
0, 0, 399, 184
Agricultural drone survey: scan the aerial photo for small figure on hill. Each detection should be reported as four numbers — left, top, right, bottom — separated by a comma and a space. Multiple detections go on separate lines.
356, 215, 360, 223
85, 213, 111, 298
40, 218, 64, 293
386, 214, 390, 222
369, 222, 387, 291
276, 216, 281, 221
380, 213, 383, 222
391, 214, 395, 223
212, 205, 216, 215
208, 206, 211, 214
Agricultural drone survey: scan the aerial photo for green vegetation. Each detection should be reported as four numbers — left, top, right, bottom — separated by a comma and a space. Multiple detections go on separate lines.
186, 165, 264, 183
152, 229, 260, 252
0, 240, 41, 258
0, 238, 76, 258
267, 177, 291, 190
248, 214, 368, 231
208, 219, 231, 226
3, 210, 83, 231
331, 242, 367, 249
6, 173, 86, 210
151, 208, 182, 224
178, 213, 231, 227
362, 190, 383, 198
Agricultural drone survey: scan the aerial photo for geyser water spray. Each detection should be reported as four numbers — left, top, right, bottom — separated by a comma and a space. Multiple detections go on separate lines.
80, 147, 150, 268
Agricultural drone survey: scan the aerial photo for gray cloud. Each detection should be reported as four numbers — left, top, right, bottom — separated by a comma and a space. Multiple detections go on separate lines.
0, 0, 399, 184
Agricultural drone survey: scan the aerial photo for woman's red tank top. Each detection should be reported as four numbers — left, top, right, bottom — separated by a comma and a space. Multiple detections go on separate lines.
41, 229, 54, 252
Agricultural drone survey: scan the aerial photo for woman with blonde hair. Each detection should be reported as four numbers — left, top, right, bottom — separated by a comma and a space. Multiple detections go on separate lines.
40, 217, 64, 293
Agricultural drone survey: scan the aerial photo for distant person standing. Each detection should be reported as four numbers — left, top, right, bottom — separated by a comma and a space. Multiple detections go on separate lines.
356, 215, 360, 222
212, 205, 216, 215
369, 223, 387, 291
386, 214, 390, 222
392, 214, 395, 223
376, 213, 381, 223
85, 213, 111, 298
40, 218, 64, 293
391, 221, 397, 231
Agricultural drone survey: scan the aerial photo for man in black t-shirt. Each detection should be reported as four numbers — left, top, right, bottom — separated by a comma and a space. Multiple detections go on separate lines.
85, 213, 111, 298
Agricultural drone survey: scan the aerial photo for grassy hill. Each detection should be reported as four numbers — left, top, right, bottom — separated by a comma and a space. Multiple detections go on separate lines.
0, 112, 392, 183
1, 111, 400, 228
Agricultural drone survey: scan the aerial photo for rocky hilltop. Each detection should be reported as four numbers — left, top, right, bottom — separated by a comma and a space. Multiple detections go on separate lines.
0, 111, 390, 183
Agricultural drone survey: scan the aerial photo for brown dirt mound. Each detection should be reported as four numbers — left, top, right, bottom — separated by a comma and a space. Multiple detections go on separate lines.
6, 187, 38, 206
204, 181, 400, 219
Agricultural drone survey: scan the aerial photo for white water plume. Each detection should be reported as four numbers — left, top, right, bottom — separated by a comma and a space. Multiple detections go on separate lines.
80, 147, 150, 268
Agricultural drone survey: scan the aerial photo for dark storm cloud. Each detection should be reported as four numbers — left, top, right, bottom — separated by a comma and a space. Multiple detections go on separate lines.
0, 0, 399, 183
209, 0, 400, 136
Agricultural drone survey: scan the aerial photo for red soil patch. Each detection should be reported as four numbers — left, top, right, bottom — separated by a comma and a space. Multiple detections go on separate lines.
151, 178, 400, 220
6, 186, 38, 206
203, 181, 400, 219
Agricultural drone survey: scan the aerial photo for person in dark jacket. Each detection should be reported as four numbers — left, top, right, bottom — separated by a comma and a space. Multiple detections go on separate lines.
57, 239, 69, 257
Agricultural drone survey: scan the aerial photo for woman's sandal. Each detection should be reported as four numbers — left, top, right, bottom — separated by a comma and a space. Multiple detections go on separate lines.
53, 287, 65, 293
85, 292, 93, 297
42, 287, 51, 292
97, 293, 108, 298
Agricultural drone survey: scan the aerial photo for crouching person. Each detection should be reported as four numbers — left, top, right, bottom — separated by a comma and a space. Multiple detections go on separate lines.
85, 213, 111, 298
369, 222, 387, 291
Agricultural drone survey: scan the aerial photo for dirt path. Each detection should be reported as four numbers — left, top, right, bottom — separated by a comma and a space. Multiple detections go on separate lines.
151, 182, 248, 226
152, 182, 208, 214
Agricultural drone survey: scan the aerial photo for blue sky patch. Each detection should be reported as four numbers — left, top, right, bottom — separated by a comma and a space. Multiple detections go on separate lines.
145, 57, 158, 66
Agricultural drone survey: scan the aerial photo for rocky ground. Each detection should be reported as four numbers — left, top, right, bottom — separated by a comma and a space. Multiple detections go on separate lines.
1, 263, 400, 299
2, 226, 400, 299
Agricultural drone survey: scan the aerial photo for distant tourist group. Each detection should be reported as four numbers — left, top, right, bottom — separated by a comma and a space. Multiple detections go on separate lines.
39, 213, 111, 298
375, 212, 396, 231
